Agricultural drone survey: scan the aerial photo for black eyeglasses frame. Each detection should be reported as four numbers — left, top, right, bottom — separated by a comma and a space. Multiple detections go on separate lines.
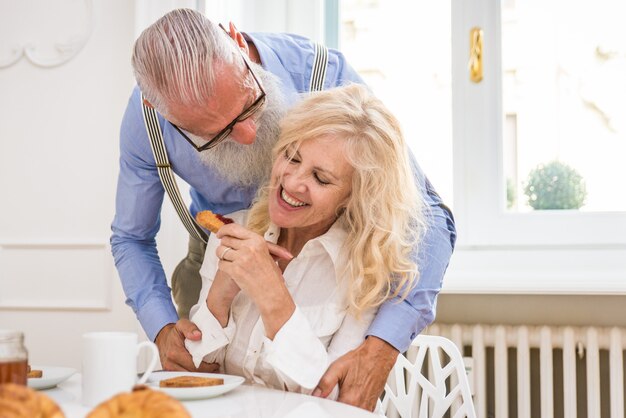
171, 34, 266, 152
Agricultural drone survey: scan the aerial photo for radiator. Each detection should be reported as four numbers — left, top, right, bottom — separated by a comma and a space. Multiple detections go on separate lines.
427, 324, 626, 418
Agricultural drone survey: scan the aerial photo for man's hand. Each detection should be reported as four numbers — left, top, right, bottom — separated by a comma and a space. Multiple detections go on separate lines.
313, 336, 399, 411
154, 319, 219, 372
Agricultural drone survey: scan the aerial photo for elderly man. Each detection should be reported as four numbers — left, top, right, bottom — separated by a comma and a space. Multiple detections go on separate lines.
111, 8, 455, 411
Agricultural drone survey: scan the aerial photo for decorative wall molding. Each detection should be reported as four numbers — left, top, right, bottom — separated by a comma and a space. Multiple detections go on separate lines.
0, 242, 112, 311
0, 0, 93, 69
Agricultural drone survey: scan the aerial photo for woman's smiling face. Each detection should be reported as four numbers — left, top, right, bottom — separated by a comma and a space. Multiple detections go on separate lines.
268, 135, 354, 236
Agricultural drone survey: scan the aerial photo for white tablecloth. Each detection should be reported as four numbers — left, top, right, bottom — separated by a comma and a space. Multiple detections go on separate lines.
45, 374, 379, 418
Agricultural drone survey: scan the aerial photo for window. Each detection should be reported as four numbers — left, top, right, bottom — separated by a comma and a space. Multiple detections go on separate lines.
338, 0, 453, 208
501, 0, 626, 214
331, 0, 626, 292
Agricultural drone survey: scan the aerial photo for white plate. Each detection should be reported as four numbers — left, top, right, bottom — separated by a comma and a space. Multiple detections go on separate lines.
146, 371, 245, 401
27, 365, 77, 390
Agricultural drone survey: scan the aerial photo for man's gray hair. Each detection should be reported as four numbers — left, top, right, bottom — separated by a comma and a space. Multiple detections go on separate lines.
132, 8, 239, 112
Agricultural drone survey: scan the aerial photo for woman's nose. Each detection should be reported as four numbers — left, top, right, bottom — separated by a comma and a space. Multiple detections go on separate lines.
282, 169, 308, 193
229, 118, 257, 145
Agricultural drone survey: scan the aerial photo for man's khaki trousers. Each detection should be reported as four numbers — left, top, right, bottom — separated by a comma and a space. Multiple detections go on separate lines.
171, 235, 207, 319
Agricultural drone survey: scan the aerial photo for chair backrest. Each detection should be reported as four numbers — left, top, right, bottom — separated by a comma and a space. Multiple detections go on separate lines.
381, 335, 476, 418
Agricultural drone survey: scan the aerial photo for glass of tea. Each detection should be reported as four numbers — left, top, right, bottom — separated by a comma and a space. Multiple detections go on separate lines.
0, 330, 28, 385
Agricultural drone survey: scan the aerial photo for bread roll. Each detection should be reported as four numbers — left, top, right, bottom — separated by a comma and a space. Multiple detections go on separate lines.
0, 383, 64, 418
86, 385, 190, 418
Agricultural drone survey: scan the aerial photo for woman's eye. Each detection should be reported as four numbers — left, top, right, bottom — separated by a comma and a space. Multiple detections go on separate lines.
289, 158, 300, 164
314, 173, 330, 185
284, 150, 299, 163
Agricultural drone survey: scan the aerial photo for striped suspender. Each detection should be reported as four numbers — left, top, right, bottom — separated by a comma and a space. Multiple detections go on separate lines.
310, 42, 328, 92
141, 96, 209, 244
141, 42, 328, 241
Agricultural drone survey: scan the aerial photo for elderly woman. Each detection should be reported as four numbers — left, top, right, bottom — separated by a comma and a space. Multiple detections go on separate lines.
186, 84, 426, 397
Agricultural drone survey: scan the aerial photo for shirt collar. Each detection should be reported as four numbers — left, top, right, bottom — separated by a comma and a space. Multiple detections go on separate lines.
263, 222, 281, 244
263, 217, 348, 266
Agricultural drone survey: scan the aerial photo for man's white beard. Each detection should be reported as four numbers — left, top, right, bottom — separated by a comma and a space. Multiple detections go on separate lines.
197, 64, 286, 188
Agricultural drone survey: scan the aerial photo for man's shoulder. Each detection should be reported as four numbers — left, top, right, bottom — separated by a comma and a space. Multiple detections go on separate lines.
119, 85, 161, 164
248, 32, 316, 74
121, 85, 146, 129
249, 32, 363, 92
249, 32, 315, 54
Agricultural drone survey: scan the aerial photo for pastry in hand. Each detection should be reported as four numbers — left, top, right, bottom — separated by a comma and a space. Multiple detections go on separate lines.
0, 383, 64, 418
86, 385, 189, 418
196, 210, 234, 233
159, 375, 224, 388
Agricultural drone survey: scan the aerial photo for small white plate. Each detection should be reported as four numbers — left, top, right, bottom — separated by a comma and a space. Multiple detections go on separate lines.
146, 371, 245, 401
27, 365, 77, 390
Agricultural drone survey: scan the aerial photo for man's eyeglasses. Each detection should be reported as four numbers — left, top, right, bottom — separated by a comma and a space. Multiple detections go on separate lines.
171, 35, 266, 152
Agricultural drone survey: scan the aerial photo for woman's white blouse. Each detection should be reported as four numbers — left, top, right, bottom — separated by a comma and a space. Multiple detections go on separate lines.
185, 210, 376, 397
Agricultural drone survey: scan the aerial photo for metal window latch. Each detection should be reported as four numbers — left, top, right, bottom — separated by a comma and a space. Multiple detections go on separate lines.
469, 27, 483, 83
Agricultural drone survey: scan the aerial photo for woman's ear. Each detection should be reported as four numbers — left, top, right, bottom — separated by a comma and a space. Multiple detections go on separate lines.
336, 194, 352, 217
227, 21, 250, 57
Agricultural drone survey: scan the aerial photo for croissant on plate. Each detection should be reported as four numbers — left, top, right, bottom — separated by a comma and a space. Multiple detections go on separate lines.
0, 383, 64, 418
86, 385, 190, 418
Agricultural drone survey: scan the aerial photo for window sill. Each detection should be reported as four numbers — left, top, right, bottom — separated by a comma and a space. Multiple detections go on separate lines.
442, 246, 626, 295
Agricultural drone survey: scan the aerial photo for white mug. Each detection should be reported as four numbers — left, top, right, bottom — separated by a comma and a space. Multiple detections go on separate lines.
82, 332, 159, 407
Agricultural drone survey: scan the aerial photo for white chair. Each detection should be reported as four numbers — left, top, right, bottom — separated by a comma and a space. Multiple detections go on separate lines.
381, 335, 476, 418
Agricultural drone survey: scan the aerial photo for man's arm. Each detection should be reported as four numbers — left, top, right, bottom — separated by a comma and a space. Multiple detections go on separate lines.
314, 152, 456, 410
368, 152, 456, 351
112, 89, 221, 373
110, 88, 179, 342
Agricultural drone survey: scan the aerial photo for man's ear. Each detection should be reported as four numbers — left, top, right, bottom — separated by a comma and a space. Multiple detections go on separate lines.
142, 98, 154, 109
227, 21, 250, 57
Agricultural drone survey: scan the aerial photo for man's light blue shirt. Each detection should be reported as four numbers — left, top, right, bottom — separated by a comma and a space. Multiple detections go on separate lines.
111, 32, 456, 352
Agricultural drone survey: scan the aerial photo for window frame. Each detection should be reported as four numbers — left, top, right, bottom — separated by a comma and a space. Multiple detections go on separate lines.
450, 0, 626, 293
327, 0, 626, 293
452, 0, 626, 248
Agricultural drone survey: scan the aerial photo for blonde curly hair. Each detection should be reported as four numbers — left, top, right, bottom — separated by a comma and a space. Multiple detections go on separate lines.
247, 84, 426, 313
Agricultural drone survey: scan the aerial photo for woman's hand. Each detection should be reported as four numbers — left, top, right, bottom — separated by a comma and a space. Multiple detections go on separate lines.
215, 223, 296, 339
206, 269, 240, 327
215, 224, 282, 295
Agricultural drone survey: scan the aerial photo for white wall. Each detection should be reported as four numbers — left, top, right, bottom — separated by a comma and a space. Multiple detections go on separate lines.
202, 0, 324, 42
0, 0, 138, 368
0, 0, 321, 370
